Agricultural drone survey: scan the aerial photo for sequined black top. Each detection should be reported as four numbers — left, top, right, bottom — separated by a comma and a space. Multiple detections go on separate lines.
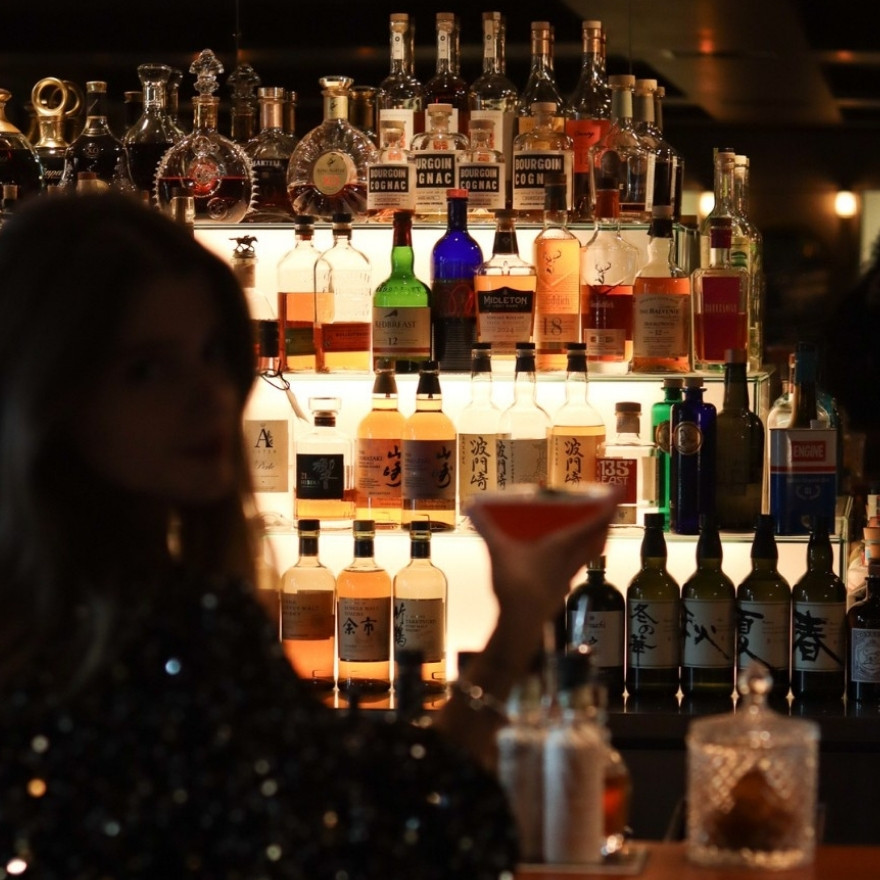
0, 571, 518, 878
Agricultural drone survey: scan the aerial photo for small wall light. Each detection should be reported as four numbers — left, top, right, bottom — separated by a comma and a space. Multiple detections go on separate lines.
698, 190, 714, 219
835, 190, 858, 219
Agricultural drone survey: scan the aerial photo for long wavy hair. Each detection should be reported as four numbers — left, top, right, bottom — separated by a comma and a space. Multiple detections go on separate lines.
0, 193, 259, 692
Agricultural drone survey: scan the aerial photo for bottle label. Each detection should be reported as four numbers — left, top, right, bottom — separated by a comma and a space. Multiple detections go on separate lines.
458, 431, 499, 504
850, 628, 880, 684
694, 275, 747, 363
565, 118, 609, 173
282, 320, 317, 357
338, 595, 392, 662
414, 152, 458, 211
356, 438, 402, 508
792, 601, 845, 672
682, 598, 735, 668
394, 597, 445, 662
632, 286, 690, 359
402, 438, 456, 507
243, 418, 289, 492
296, 452, 346, 500
372, 306, 431, 360
569, 608, 624, 667
457, 163, 504, 209
582, 284, 633, 361
313, 151, 356, 196
474, 281, 535, 356
512, 151, 573, 211
367, 162, 417, 211
497, 436, 547, 487
654, 419, 671, 454
320, 321, 371, 353
281, 590, 335, 640
736, 600, 790, 673
548, 432, 603, 490
628, 598, 679, 669
596, 457, 638, 505
673, 421, 703, 456
534, 236, 580, 355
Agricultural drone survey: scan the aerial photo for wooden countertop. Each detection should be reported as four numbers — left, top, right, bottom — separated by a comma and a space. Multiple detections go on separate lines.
515, 841, 880, 878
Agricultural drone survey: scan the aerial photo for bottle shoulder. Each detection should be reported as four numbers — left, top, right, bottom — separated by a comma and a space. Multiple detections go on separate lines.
736, 569, 791, 601
682, 569, 736, 599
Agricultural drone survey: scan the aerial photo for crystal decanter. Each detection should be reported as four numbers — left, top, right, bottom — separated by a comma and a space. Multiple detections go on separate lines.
0, 88, 43, 198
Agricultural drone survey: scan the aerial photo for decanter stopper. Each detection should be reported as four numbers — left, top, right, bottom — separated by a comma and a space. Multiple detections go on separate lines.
191, 49, 223, 97
228, 63, 261, 102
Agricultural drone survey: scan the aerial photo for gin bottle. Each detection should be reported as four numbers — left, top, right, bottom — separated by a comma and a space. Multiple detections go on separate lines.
424, 12, 469, 135
377, 13, 424, 148
276, 214, 320, 372
410, 103, 469, 222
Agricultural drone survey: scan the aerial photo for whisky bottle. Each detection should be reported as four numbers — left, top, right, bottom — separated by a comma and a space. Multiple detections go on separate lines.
625, 512, 681, 698
276, 214, 319, 372
336, 519, 392, 695
474, 209, 537, 360
533, 173, 581, 372
681, 515, 736, 699
372, 209, 431, 373
401, 361, 456, 531
393, 521, 448, 692
30, 77, 69, 190
366, 122, 416, 218
377, 13, 424, 147
313, 212, 372, 372
846, 563, 880, 704
548, 343, 605, 491
280, 518, 336, 691
651, 377, 684, 531
294, 396, 356, 525
423, 12, 469, 135
736, 514, 791, 699
410, 103, 469, 222
517, 21, 566, 136
355, 359, 404, 527
430, 188, 483, 371
287, 76, 377, 221
715, 348, 764, 530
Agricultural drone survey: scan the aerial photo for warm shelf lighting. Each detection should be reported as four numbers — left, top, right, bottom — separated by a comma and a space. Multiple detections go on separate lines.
835, 190, 858, 218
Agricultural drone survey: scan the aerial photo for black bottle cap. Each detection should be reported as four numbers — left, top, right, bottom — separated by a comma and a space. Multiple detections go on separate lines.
644, 513, 665, 529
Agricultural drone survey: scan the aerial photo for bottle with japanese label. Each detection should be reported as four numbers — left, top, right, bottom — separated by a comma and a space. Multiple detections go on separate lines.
681, 514, 736, 699
736, 515, 791, 701
392, 521, 448, 692
280, 519, 336, 691
547, 342, 605, 491
651, 377, 684, 531
533, 172, 581, 372
497, 342, 551, 489
626, 512, 681, 698
791, 515, 846, 701
355, 359, 404, 527
401, 361, 456, 531
566, 556, 625, 704
372, 209, 431, 373
474, 209, 537, 360
277, 214, 319, 372
336, 519, 392, 695
423, 12, 468, 135
847, 563, 880, 704
410, 103, 468, 221
294, 396, 356, 525
377, 12, 424, 148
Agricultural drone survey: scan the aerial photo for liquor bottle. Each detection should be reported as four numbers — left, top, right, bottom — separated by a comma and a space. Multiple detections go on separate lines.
354, 359, 404, 527
166, 68, 185, 136
276, 214, 319, 372
457, 342, 501, 518
651, 84, 684, 222
517, 21, 566, 136
788, 340, 821, 428
456, 118, 506, 216
652, 377, 684, 531
0, 100, 40, 201
736, 514, 791, 699
372, 209, 431, 374
566, 556, 625, 703
242, 86, 299, 222
595, 402, 656, 526
715, 348, 764, 530
155, 50, 254, 222
348, 85, 379, 145
366, 121, 416, 219
123, 90, 143, 131
497, 342, 551, 489
294, 396, 356, 525
533, 173, 581, 372
410, 103, 469, 222
423, 12, 468, 135
336, 519, 392, 695
392, 521, 448, 692
511, 101, 573, 222
631, 204, 690, 373
632, 78, 677, 215
286, 76, 377, 221
123, 63, 181, 200
733, 154, 765, 371
401, 361, 456, 531
280, 518, 336, 691
698, 148, 740, 267
566, 20, 611, 222
377, 12, 424, 148
229, 235, 276, 353
670, 377, 717, 535
29, 77, 70, 190
791, 515, 847, 701
313, 212, 372, 372
59, 80, 132, 192
846, 563, 880, 704
691, 216, 749, 371
681, 515, 736, 699
227, 61, 261, 143
547, 342, 605, 491
430, 188, 483, 371
625, 512, 681, 698
589, 74, 651, 222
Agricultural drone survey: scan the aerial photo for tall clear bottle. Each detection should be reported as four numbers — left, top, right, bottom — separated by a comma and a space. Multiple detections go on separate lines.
733, 154, 765, 371
336, 519, 392, 696
698, 148, 740, 266
276, 214, 319, 372
401, 361, 457, 531
377, 12, 424, 147
651, 85, 684, 222
227, 61, 261, 144
533, 172, 581, 372
652, 377, 684, 531
423, 12, 468, 135
457, 118, 506, 217
625, 512, 681, 699
632, 78, 676, 215
547, 342, 605, 491
393, 521, 448, 692
517, 21, 566, 136
280, 519, 336, 691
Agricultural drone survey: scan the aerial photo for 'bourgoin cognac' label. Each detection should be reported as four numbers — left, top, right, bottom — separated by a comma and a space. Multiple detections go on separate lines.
414, 152, 457, 212
512, 151, 572, 211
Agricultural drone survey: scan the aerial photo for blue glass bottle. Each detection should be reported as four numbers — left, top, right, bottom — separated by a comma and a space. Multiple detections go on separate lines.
430, 188, 484, 371
670, 376, 716, 534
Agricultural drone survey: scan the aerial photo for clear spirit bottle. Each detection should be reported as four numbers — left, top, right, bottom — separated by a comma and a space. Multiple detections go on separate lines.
633, 78, 677, 214
734, 154, 765, 371
457, 118, 506, 217
277, 214, 319, 372
366, 121, 416, 219
652, 85, 684, 222
517, 21, 566, 136
423, 12, 469, 135
410, 103, 469, 222
377, 12, 424, 147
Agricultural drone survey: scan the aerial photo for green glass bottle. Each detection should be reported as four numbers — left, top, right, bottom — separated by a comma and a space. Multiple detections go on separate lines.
736, 514, 791, 699
791, 515, 846, 701
372, 209, 431, 374
625, 512, 681, 698
681, 514, 736, 698
651, 377, 683, 531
